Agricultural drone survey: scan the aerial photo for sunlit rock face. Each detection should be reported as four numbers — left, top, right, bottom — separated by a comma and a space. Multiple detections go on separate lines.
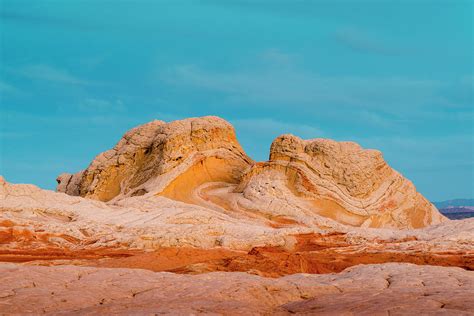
1, 172, 473, 272
236, 134, 446, 229
56, 116, 253, 202
2, 116, 453, 267
56, 116, 444, 229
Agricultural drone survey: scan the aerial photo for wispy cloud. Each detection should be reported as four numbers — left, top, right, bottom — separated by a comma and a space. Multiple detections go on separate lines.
77, 56, 106, 70
259, 48, 297, 66
161, 63, 444, 112
160, 53, 474, 132
77, 98, 126, 113
0, 81, 18, 94
334, 27, 401, 55
353, 134, 474, 166
461, 75, 474, 87
0, 131, 31, 139
16, 64, 93, 85
0, 11, 98, 31
0, 110, 133, 128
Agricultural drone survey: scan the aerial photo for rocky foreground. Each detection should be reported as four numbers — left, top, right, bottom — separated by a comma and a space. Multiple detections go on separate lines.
0, 116, 473, 314
1, 263, 473, 315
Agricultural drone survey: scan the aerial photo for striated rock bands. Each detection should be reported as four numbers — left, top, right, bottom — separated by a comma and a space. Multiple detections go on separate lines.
56, 116, 444, 229
57, 116, 252, 202
238, 134, 445, 229
1, 115, 469, 314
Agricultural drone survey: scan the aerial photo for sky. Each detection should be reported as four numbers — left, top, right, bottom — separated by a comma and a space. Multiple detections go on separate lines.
0, 0, 473, 201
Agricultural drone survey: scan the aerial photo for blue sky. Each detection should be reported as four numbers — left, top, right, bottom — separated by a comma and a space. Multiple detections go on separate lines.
0, 0, 472, 201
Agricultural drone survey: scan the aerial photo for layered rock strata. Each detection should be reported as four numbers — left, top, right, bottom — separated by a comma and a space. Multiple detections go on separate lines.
1, 177, 472, 275
57, 116, 252, 202
0, 116, 470, 314
234, 135, 445, 229
56, 116, 444, 229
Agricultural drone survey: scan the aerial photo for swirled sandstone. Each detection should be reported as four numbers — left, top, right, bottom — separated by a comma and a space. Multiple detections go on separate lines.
57, 116, 252, 202
56, 116, 445, 229
234, 134, 446, 229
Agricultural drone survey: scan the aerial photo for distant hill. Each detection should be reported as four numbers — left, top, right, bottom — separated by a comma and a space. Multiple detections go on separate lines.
433, 199, 474, 220
438, 206, 474, 214
433, 199, 474, 209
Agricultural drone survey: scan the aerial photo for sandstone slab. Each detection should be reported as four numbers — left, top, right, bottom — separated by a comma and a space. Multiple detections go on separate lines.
0, 263, 472, 315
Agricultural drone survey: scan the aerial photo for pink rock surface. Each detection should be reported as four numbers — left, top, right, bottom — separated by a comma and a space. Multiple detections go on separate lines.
0, 263, 472, 315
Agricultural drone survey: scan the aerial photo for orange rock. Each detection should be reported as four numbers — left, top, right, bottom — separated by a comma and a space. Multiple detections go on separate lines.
57, 116, 252, 202
55, 116, 444, 229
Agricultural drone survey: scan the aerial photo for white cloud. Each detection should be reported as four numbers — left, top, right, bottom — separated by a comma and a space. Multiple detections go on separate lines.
161, 63, 443, 114
77, 98, 126, 112
17, 64, 92, 85
259, 48, 297, 65
351, 134, 474, 170
334, 27, 400, 55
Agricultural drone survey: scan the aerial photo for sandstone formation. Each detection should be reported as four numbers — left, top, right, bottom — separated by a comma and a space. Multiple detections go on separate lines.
56, 116, 444, 229
1, 263, 472, 315
0, 116, 470, 314
0, 176, 298, 250
57, 116, 252, 202
0, 116, 461, 271
1, 172, 472, 275
234, 135, 445, 229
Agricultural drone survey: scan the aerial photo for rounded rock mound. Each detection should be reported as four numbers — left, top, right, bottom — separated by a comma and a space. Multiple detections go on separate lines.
57, 116, 253, 202
57, 116, 445, 229
235, 134, 445, 229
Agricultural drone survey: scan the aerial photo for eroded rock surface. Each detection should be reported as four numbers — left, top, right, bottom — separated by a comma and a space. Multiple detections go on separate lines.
57, 116, 252, 202
55, 116, 444, 229
1, 176, 472, 275
0, 263, 472, 315
0, 116, 471, 314
235, 135, 445, 229
0, 116, 467, 275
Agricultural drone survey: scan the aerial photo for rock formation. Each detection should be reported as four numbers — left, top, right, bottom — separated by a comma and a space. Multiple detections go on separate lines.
1, 263, 472, 315
56, 116, 444, 229
235, 135, 445, 229
57, 116, 252, 202
1, 116, 471, 314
